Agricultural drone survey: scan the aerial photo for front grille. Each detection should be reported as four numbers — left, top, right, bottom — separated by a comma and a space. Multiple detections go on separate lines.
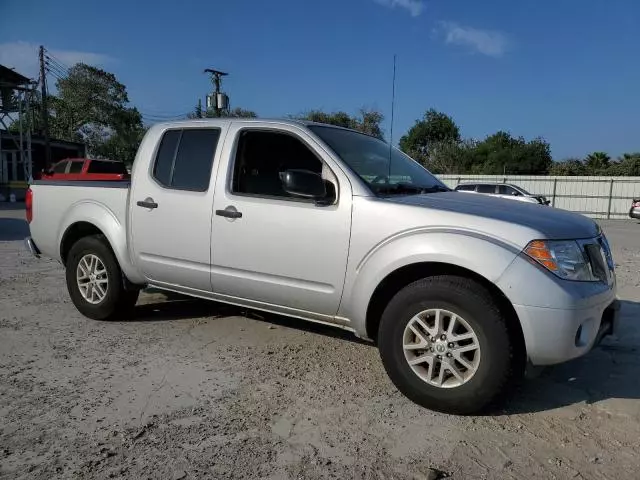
580, 236, 614, 284
584, 243, 607, 282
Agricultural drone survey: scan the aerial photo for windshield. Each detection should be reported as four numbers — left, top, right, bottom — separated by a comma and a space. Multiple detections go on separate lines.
309, 125, 449, 196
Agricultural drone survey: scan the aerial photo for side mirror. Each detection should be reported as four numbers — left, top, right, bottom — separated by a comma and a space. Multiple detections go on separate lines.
511, 191, 520, 196
280, 169, 326, 199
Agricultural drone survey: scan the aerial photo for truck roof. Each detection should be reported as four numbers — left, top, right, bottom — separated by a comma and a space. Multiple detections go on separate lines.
151, 117, 361, 133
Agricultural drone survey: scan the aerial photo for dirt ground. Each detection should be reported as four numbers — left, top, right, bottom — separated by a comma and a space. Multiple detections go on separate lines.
1, 204, 639, 479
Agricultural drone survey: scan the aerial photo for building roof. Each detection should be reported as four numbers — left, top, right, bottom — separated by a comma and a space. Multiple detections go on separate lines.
0, 131, 86, 149
0, 64, 31, 87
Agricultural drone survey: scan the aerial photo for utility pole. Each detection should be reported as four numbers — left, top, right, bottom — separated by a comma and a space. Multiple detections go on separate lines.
197, 98, 203, 118
204, 68, 229, 117
38, 46, 51, 169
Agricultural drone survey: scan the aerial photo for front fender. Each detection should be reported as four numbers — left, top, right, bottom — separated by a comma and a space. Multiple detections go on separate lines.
339, 229, 521, 336
58, 201, 144, 284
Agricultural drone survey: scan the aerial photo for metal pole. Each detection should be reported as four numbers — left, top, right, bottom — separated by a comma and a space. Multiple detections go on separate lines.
551, 178, 558, 207
39, 46, 52, 169
606, 178, 614, 219
19, 91, 25, 182
0, 128, 3, 197
26, 85, 34, 182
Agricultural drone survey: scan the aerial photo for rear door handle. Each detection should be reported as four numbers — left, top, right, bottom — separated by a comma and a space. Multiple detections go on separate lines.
137, 198, 158, 209
216, 207, 242, 219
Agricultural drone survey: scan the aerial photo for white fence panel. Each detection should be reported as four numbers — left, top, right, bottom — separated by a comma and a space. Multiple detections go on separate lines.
437, 175, 640, 219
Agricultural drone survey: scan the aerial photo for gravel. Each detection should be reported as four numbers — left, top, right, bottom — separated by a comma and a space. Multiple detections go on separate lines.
1, 205, 639, 479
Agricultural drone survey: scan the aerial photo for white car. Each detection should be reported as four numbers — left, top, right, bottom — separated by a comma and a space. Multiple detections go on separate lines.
455, 182, 550, 205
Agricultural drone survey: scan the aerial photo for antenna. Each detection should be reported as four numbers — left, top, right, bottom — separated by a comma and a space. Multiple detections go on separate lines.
388, 54, 397, 180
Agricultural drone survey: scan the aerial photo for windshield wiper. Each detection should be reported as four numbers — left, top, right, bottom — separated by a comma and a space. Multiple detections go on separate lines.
419, 185, 450, 193
375, 183, 450, 195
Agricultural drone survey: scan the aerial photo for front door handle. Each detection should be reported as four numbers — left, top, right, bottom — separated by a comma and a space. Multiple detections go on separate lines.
137, 197, 158, 209
216, 207, 242, 219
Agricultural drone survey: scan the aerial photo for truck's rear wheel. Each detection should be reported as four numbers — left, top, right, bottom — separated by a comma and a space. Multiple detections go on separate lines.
65, 235, 139, 320
378, 275, 515, 415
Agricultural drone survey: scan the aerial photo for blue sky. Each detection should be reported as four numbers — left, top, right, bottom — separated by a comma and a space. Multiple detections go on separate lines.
1, 0, 639, 159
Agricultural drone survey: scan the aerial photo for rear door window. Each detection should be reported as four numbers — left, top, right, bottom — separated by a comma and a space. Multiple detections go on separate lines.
456, 184, 475, 191
68, 161, 84, 174
52, 161, 68, 173
498, 185, 518, 195
153, 128, 221, 191
476, 184, 496, 194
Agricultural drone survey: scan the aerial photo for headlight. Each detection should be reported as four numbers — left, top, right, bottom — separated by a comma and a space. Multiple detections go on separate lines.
524, 239, 597, 281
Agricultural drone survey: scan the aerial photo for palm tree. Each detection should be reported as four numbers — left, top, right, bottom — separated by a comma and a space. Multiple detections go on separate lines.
585, 152, 611, 173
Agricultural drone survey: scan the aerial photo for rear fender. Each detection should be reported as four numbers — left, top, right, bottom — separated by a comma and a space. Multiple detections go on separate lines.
58, 200, 144, 284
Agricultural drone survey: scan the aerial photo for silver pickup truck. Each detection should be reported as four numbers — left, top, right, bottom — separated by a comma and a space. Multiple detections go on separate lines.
25, 118, 619, 414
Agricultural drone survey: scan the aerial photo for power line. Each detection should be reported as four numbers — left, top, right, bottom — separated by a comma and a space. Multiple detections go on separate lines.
45, 63, 68, 80
43, 49, 71, 71
46, 71, 66, 84
45, 56, 69, 74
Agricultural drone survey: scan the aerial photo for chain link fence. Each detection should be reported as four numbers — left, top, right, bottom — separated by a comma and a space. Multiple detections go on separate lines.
437, 175, 640, 219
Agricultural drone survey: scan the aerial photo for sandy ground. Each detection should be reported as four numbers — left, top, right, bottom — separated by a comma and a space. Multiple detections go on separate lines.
1, 204, 639, 479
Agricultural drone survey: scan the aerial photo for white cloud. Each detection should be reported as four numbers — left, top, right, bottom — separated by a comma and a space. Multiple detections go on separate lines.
374, 0, 425, 17
436, 22, 510, 57
0, 41, 112, 79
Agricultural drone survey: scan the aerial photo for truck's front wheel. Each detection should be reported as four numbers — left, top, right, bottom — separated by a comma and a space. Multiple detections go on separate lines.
378, 275, 516, 415
65, 235, 139, 320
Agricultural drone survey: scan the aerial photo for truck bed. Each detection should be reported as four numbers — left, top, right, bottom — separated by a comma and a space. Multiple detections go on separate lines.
28, 180, 131, 262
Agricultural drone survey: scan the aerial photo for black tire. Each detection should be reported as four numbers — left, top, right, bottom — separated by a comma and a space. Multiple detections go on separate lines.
65, 235, 139, 320
378, 275, 516, 415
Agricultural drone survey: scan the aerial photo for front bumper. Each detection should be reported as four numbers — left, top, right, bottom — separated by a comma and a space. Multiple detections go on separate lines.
629, 207, 640, 219
498, 248, 618, 366
514, 298, 619, 366
24, 236, 41, 258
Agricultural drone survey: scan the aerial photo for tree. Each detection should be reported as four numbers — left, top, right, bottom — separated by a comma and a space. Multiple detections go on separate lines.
420, 139, 476, 174
226, 107, 257, 118
295, 108, 385, 139
356, 108, 384, 139
549, 158, 587, 176
187, 105, 257, 119
468, 131, 552, 174
43, 63, 144, 165
608, 153, 640, 176
399, 109, 461, 158
549, 152, 640, 177
584, 151, 611, 174
89, 108, 146, 167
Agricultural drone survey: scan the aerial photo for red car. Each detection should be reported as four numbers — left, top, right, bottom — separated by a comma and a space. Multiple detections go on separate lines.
41, 158, 129, 181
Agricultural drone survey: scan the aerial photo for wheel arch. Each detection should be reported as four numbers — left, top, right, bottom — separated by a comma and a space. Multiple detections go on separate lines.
364, 262, 526, 366
60, 222, 104, 265
57, 202, 144, 284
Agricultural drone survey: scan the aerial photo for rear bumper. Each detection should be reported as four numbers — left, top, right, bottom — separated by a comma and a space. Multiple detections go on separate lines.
515, 298, 620, 366
24, 236, 41, 258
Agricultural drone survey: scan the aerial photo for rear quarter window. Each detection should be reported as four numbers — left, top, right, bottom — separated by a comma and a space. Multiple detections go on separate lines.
87, 160, 128, 174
